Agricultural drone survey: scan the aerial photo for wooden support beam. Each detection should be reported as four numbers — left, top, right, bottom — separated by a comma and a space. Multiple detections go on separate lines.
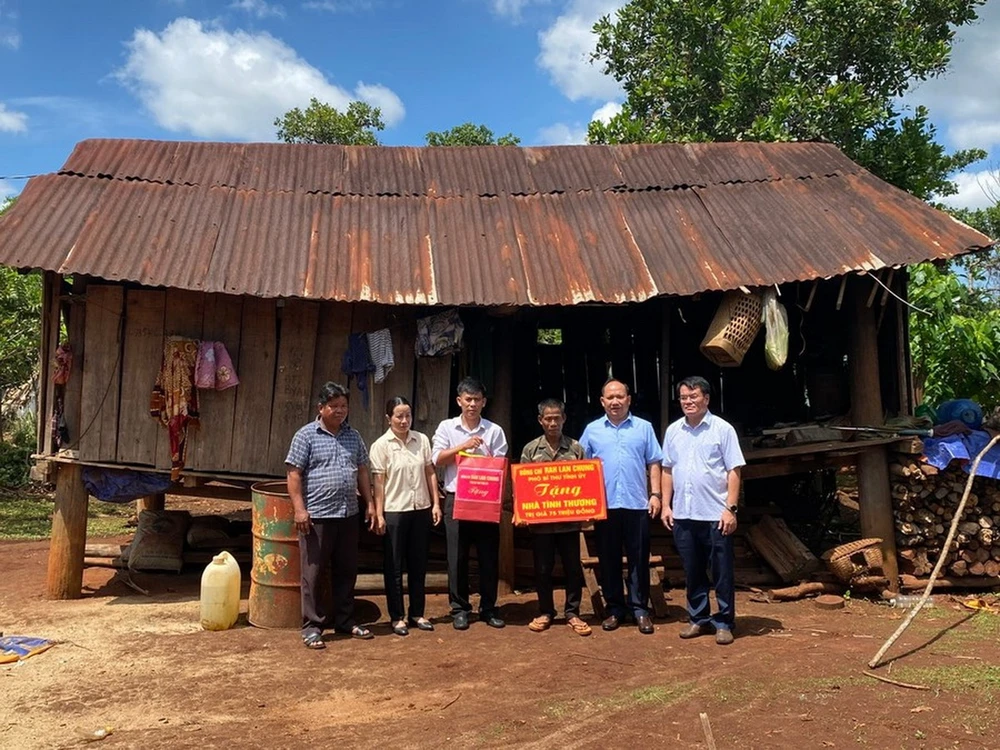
848, 278, 899, 587
46, 462, 90, 599
659, 298, 672, 434
137, 493, 166, 513
490, 318, 516, 596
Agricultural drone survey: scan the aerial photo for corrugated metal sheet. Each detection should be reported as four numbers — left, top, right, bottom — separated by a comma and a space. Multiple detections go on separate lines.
0, 138, 990, 306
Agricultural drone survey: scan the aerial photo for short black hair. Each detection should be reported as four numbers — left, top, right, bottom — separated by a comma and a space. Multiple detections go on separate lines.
677, 376, 711, 398
384, 395, 411, 417
537, 398, 565, 416
601, 378, 630, 396
318, 382, 349, 404
456, 376, 486, 398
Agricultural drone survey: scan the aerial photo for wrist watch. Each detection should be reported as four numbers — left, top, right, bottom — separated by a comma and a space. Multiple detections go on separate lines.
727, 504, 738, 515
651, 491, 662, 499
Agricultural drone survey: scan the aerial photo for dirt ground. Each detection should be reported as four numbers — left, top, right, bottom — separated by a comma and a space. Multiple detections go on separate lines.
3, 537, 1000, 750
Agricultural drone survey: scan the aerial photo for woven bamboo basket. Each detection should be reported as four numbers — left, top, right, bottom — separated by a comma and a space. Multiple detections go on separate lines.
700, 291, 763, 367
821, 538, 884, 583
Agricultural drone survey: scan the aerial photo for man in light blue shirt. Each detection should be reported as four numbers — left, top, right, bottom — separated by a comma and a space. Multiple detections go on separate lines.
661, 375, 745, 645
580, 379, 663, 634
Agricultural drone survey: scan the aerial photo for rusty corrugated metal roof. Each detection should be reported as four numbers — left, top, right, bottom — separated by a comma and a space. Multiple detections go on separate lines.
0, 138, 990, 305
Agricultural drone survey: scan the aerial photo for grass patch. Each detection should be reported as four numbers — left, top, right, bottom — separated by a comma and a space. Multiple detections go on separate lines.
545, 681, 695, 719
0, 491, 133, 540
892, 664, 1000, 692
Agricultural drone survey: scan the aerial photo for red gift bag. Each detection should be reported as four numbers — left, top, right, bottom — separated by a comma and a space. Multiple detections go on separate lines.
453, 454, 508, 523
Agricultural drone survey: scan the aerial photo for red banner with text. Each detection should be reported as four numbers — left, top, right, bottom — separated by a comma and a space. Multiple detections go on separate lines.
511, 459, 607, 525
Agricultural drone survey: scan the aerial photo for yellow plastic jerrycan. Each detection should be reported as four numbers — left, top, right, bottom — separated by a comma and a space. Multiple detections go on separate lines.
200, 550, 241, 631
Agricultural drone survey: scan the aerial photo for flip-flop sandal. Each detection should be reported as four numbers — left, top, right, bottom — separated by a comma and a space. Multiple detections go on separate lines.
567, 617, 592, 636
350, 625, 374, 640
302, 633, 326, 649
528, 615, 552, 632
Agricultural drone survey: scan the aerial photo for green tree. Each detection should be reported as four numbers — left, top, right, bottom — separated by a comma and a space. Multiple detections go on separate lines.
274, 99, 385, 145
0, 197, 42, 443
425, 122, 520, 146
588, 0, 985, 199
909, 262, 1000, 410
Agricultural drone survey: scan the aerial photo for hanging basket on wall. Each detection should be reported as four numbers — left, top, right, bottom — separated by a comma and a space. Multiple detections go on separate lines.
699, 290, 763, 367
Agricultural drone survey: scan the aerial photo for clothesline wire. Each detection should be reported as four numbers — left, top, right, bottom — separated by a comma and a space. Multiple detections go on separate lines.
867, 270, 931, 316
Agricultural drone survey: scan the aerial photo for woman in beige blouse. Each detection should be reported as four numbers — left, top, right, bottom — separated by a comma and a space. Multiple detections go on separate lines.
371, 396, 443, 636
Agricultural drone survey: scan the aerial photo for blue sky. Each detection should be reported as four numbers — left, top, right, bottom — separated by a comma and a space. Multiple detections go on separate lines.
1, 0, 999, 209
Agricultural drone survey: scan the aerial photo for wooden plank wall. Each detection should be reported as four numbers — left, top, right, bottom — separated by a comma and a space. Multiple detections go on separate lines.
76, 284, 430, 478
78, 286, 123, 461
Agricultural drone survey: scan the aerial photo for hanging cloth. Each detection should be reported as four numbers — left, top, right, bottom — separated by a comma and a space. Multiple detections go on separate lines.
366, 328, 395, 384
150, 336, 200, 480
342, 333, 374, 408
416, 309, 464, 357
194, 341, 241, 390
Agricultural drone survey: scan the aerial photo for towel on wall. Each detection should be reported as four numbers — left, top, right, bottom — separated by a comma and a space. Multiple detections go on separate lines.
195, 341, 240, 390
342, 333, 374, 408
366, 328, 395, 384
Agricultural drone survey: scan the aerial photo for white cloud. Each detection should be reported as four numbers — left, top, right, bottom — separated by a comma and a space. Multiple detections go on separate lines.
490, 0, 549, 21
0, 102, 27, 132
537, 0, 624, 101
537, 122, 588, 145
937, 168, 1000, 211
591, 100, 621, 124
302, 0, 378, 12
536, 101, 621, 145
0, 0, 19, 50
0, 179, 19, 202
231, 0, 286, 18
354, 83, 405, 127
115, 18, 405, 141
908, 3, 1000, 151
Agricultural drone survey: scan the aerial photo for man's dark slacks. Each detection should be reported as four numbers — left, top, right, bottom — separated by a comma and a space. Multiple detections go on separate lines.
533, 530, 584, 618
300, 516, 359, 636
672, 518, 735, 631
443, 492, 499, 616
595, 507, 650, 619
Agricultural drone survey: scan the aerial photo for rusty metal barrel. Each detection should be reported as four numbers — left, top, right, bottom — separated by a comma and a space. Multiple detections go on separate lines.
249, 481, 301, 629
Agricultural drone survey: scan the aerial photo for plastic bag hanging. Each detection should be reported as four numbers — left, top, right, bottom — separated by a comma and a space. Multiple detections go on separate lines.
763, 289, 789, 370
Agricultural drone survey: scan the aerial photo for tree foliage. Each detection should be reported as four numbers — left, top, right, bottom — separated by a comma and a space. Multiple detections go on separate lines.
0, 197, 42, 442
588, 0, 986, 199
909, 262, 1000, 410
274, 99, 385, 145
425, 122, 520, 146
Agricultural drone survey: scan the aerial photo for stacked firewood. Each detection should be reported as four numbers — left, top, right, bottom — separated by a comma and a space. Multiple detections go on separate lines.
890, 456, 1000, 579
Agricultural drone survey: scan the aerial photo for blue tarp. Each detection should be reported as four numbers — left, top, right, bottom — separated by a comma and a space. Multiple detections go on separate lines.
922, 430, 1000, 480
82, 467, 173, 503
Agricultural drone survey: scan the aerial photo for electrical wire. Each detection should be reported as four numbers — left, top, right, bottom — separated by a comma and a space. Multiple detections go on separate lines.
866, 270, 931, 316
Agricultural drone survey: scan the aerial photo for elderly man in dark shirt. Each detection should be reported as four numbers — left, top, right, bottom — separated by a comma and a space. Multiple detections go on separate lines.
286, 382, 376, 649
520, 398, 592, 636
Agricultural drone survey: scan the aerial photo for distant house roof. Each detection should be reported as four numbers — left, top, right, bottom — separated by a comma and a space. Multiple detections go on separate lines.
0, 138, 990, 306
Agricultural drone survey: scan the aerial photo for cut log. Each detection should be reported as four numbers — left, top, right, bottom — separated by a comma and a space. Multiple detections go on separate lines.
767, 581, 844, 601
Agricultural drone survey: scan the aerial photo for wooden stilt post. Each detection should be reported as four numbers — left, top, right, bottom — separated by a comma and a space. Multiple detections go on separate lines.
848, 277, 899, 587
137, 493, 166, 514
46, 462, 90, 599
491, 319, 516, 596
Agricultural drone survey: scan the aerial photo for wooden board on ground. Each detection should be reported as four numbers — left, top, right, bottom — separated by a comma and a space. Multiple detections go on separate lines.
746, 514, 821, 583
187, 293, 244, 471
78, 285, 124, 461
266, 299, 320, 475
117, 289, 166, 466
231, 297, 277, 475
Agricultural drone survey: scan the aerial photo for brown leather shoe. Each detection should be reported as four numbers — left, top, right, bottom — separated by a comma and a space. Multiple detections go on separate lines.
679, 623, 710, 639
601, 615, 621, 631
715, 628, 734, 645
637, 614, 654, 634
